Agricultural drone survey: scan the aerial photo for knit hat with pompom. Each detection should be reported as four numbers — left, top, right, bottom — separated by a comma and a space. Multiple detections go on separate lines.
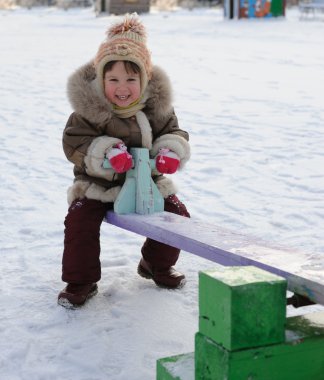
94, 14, 152, 98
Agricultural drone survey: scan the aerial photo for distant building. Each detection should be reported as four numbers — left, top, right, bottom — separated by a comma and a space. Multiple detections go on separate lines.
96, 0, 150, 14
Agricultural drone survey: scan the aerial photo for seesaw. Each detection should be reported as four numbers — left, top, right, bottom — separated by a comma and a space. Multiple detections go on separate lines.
103, 148, 324, 380
105, 148, 324, 307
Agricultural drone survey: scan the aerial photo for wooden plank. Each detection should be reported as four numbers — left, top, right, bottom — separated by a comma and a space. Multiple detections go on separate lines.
105, 211, 324, 306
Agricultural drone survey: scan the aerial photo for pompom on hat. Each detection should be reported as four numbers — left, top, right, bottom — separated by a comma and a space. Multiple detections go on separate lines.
94, 14, 152, 98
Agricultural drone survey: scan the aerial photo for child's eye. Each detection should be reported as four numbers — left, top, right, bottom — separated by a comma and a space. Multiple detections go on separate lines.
105, 77, 118, 82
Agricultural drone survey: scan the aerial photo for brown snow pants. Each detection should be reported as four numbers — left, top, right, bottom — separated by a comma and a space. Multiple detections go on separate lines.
62, 195, 190, 284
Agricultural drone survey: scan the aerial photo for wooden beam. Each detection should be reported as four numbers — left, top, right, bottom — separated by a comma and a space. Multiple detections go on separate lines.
105, 211, 324, 306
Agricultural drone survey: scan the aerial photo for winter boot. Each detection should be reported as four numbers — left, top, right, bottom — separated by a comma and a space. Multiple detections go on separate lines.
137, 258, 186, 289
58, 283, 98, 308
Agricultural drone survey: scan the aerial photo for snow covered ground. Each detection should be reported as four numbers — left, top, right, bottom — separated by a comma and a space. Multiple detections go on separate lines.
1, 5, 324, 380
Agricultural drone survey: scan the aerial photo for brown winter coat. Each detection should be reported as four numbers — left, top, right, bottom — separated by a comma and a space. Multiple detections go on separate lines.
63, 62, 190, 204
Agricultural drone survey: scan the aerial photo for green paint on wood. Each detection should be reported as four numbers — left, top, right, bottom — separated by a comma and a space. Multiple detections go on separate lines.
156, 353, 194, 380
199, 266, 287, 351
195, 311, 324, 380
271, 0, 284, 16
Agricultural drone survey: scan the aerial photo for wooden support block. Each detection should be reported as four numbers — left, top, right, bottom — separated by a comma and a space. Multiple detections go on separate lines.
199, 266, 287, 350
156, 353, 194, 380
195, 311, 324, 380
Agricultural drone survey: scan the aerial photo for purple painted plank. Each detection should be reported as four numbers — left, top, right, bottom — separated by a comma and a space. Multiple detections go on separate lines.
105, 211, 324, 305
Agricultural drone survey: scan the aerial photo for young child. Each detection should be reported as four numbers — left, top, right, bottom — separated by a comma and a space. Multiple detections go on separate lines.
58, 14, 191, 308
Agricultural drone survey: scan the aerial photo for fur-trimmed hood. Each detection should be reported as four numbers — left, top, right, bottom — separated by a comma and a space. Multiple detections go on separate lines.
67, 62, 174, 126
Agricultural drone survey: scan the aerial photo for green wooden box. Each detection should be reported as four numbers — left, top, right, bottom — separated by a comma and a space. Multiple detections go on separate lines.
156, 353, 194, 380
199, 266, 287, 350
195, 311, 324, 380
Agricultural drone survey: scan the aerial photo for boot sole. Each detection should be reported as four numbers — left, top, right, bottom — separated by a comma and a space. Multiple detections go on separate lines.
137, 264, 186, 289
58, 286, 98, 309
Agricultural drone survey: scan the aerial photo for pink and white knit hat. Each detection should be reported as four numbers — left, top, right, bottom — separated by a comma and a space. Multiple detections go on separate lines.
94, 14, 152, 97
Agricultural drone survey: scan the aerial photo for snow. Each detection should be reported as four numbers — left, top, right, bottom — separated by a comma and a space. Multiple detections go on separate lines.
1, 5, 324, 379
163, 353, 195, 379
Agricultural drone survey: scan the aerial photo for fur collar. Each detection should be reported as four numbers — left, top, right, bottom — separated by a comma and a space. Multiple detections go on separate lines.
67, 62, 174, 126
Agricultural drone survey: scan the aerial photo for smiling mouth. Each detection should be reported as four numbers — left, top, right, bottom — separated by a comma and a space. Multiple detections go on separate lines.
117, 95, 129, 100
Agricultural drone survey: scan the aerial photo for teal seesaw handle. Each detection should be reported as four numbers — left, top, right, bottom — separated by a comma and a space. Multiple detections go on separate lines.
102, 157, 156, 170
103, 148, 163, 215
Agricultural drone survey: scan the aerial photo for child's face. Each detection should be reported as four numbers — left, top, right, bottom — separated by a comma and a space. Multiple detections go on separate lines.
104, 61, 141, 107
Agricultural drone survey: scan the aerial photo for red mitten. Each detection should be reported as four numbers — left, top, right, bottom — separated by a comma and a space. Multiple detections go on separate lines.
107, 143, 133, 173
155, 148, 180, 174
